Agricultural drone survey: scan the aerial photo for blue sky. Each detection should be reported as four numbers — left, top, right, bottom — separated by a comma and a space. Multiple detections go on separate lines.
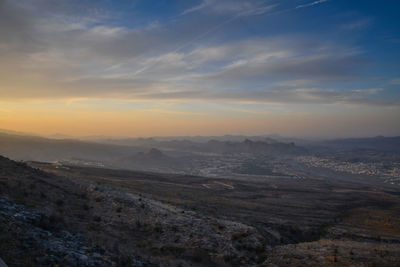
0, 0, 399, 137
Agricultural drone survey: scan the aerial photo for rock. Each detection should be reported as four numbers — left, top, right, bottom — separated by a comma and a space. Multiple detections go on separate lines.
0, 257, 8, 267
0, 198, 118, 267
92, 252, 102, 258
78, 254, 89, 262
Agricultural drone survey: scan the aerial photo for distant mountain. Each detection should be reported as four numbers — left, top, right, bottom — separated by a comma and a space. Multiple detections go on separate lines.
0, 132, 307, 159
0, 128, 40, 137
118, 148, 184, 172
312, 136, 400, 153
82, 135, 281, 147
88, 136, 306, 155
0, 132, 307, 176
264, 134, 317, 146
204, 139, 307, 155
0, 132, 142, 164
48, 133, 75, 139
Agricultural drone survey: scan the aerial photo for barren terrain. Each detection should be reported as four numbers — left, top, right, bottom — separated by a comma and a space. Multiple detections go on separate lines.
1, 155, 400, 266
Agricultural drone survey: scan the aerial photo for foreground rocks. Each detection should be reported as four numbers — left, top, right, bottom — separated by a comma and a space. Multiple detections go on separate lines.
0, 198, 148, 267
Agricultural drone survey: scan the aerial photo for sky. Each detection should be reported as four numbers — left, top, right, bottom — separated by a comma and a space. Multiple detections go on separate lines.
0, 0, 399, 138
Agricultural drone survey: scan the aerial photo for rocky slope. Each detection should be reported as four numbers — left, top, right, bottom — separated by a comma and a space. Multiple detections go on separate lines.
0, 156, 268, 266
1, 155, 400, 266
0, 198, 122, 266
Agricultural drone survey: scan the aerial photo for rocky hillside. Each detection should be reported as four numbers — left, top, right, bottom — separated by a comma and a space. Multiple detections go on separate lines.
0, 198, 122, 266
1, 155, 400, 266
0, 156, 152, 266
0, 156, 268, 266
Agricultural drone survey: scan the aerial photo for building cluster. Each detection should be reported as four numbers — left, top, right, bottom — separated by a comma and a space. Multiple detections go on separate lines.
297, 156, 400, 185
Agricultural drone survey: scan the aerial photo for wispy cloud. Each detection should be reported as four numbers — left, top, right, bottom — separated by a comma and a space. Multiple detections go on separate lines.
0, 0, 396, 109
296, 0, 329, 9
389, 78, 400, 85
181, 0, 212, 15
182, 0, 275, 16
340, 18, 372, 30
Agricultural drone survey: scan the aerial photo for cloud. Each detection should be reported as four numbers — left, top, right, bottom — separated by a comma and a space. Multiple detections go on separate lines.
181, 0, 213, 15
0, 0, 395, 108
128, 86, 395, 107
296, 0, 329, 9
389, 78, 400, 85
340, 18, 372, 31
181, 0, 275, 16
351, 88, 383, 94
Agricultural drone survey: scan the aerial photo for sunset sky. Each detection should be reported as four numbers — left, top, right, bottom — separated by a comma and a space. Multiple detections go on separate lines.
1, 0, 399, 138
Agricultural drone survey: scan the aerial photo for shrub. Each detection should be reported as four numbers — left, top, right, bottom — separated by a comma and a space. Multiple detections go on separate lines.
56, 199, 64, 206
154, 222, 163, 233
160, 245, 186, 255
115, 255, 133, 267
190, 248, 210, 263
